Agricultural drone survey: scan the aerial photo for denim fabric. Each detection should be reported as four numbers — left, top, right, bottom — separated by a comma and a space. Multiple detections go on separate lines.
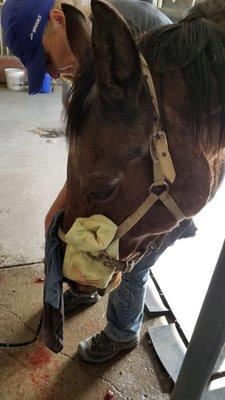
105, 219, 197, 342
44, 209, 64, 309
43, 210, 64, 353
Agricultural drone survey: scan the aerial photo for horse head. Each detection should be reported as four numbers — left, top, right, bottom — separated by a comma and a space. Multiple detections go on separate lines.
61, 0, 225, 294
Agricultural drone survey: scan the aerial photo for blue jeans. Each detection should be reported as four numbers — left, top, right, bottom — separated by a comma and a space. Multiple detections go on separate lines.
105, 219, 196, 342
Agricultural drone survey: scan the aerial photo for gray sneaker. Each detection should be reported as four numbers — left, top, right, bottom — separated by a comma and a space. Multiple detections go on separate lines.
64, 289, 100, 313
78, 331, 139, 363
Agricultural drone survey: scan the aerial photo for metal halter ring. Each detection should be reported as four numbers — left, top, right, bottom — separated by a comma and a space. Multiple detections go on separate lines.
149, 180, 169, 195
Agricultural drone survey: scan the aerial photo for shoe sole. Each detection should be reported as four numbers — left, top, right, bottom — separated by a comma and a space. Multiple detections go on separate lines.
77, 341, 138, 364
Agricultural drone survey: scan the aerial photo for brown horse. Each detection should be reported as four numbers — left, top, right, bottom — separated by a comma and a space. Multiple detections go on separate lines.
61, 0, 225, 294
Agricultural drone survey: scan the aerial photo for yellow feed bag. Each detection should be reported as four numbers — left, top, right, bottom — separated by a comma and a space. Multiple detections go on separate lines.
59, 215, 119, 289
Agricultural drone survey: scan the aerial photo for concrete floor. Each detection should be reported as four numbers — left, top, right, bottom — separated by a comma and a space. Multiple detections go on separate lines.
0, 86, 171, 400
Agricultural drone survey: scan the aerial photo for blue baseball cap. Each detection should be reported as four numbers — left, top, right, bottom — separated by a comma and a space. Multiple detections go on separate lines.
1, 0, 55, 94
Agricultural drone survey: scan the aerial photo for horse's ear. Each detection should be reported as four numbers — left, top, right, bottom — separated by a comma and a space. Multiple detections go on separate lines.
61, 4, 92, 68
91, 0, 142, 104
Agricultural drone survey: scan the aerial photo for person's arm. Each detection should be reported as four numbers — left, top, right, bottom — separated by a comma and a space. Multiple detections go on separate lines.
45, 182, 67, 233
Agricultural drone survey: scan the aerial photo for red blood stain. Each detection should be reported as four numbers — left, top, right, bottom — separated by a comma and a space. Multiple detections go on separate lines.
42, 371, 51, 383
28, 344, 51, 369
104, 390, 114, 400
29, 369, 52, 400
34, 277, 45, 284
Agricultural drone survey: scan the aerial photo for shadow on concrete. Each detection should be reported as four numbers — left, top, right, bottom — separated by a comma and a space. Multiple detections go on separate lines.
41, 351, 132, 400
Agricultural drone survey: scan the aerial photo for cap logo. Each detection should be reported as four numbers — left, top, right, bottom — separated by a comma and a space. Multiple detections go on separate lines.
30, 15, 42, 41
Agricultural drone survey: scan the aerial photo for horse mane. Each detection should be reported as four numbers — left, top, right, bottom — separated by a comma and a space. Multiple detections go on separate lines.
187, 0, 225, 30
67, 2, 225, 148
139, 7, 225, 147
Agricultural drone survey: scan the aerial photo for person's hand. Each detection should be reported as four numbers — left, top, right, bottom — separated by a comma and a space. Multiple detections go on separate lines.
45, 208, 57, 233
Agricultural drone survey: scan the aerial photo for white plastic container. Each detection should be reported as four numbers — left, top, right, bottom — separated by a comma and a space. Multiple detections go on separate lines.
4, 68, 25, 91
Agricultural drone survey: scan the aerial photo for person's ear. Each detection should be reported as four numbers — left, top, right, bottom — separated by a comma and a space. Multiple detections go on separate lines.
49, 9, 66, 30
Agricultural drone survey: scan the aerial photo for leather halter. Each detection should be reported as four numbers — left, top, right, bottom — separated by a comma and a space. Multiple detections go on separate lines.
113, 55, 186, 242
60, 55, 186, 274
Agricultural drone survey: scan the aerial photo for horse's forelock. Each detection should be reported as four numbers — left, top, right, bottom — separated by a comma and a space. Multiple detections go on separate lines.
66, 57, 149, 142
66, 57, 96, 142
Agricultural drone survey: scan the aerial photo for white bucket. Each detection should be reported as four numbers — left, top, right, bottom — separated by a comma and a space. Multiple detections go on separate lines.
5, 68, 25, 91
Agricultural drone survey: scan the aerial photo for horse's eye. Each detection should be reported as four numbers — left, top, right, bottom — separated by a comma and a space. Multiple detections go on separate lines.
88, 186, 116, 202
